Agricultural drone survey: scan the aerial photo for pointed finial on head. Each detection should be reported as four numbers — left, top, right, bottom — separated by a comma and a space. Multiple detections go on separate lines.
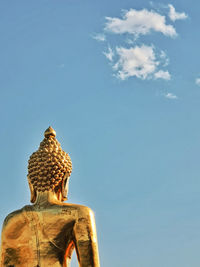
44, 126, 56, 138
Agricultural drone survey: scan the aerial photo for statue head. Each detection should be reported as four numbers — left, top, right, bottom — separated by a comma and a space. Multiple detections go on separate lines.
27, 127, 72, 203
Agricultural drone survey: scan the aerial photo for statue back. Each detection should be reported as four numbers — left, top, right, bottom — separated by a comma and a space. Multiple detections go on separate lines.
1, 203, 95, 267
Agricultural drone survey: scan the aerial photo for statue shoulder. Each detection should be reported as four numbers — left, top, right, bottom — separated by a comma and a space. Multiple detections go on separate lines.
2, 208, 24, 229
78, 205, 93, 216
2, 205, 32, 230
73, 204, 94, 220
61, 203, 94, 218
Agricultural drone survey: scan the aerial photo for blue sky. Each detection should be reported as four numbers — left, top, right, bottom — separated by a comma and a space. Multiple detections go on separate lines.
0, 1, 200, 266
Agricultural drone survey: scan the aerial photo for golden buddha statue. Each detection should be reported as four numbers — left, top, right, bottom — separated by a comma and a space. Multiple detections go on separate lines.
0, 127, 100, 267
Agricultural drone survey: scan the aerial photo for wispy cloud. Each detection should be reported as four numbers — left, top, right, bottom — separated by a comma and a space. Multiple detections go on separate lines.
154, 70, 171, 80
195, 77, 200, 86
126, 38, 135, 45
164, 92, 178, 99
92, 33, 106, 42
57, 63, 65, 68
160, 50, 169, 66
114, 45, 158, 80
103, 46, 114, 61
168, 4, 188, 22
112, 45, 170, 80
105, 8, 177, 37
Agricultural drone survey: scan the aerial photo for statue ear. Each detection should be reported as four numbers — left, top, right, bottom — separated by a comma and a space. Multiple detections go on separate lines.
28, 180, 37, 203
61, 176, 69, 201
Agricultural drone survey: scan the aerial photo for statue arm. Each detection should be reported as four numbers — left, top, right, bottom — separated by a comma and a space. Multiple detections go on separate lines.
0, 236, 7, 267
73, 207, 100, 267
0, 217, 9, 266
0, 237, 3, 266
0, 211, 23, 266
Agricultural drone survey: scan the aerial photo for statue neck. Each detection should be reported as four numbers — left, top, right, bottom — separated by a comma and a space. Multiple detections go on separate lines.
34, 191, 63, 206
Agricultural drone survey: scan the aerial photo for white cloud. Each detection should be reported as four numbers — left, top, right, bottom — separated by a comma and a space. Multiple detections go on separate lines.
168, 4, 188, 22
113, 45, 159, 80
103, 46, 114, 61
164, 92, 178, 99
195, 78, 200, 86
94, 5, 188, 84
109, 45, 171, 81
105, 8, 177, 37
93, 33, 106, 42
154, 70, 171, 80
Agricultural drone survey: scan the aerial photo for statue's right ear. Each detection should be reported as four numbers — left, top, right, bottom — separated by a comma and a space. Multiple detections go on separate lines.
28, 180, 37, 203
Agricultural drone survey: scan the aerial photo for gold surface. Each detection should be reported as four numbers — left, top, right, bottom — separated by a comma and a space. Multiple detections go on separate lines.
0, 127, 100, 267
28, 126, 72, 195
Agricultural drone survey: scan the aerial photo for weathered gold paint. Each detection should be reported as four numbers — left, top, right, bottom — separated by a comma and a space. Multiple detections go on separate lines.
0, 127, 100, 267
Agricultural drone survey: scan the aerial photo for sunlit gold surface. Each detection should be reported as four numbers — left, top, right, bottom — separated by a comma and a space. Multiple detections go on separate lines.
0, 127, 100, 267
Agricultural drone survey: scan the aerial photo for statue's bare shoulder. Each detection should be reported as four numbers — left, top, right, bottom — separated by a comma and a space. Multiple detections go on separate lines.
2, 208, 24, 228
1, 207, 30, 245
59, 202, 94, 221
61, 202, 92, 211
